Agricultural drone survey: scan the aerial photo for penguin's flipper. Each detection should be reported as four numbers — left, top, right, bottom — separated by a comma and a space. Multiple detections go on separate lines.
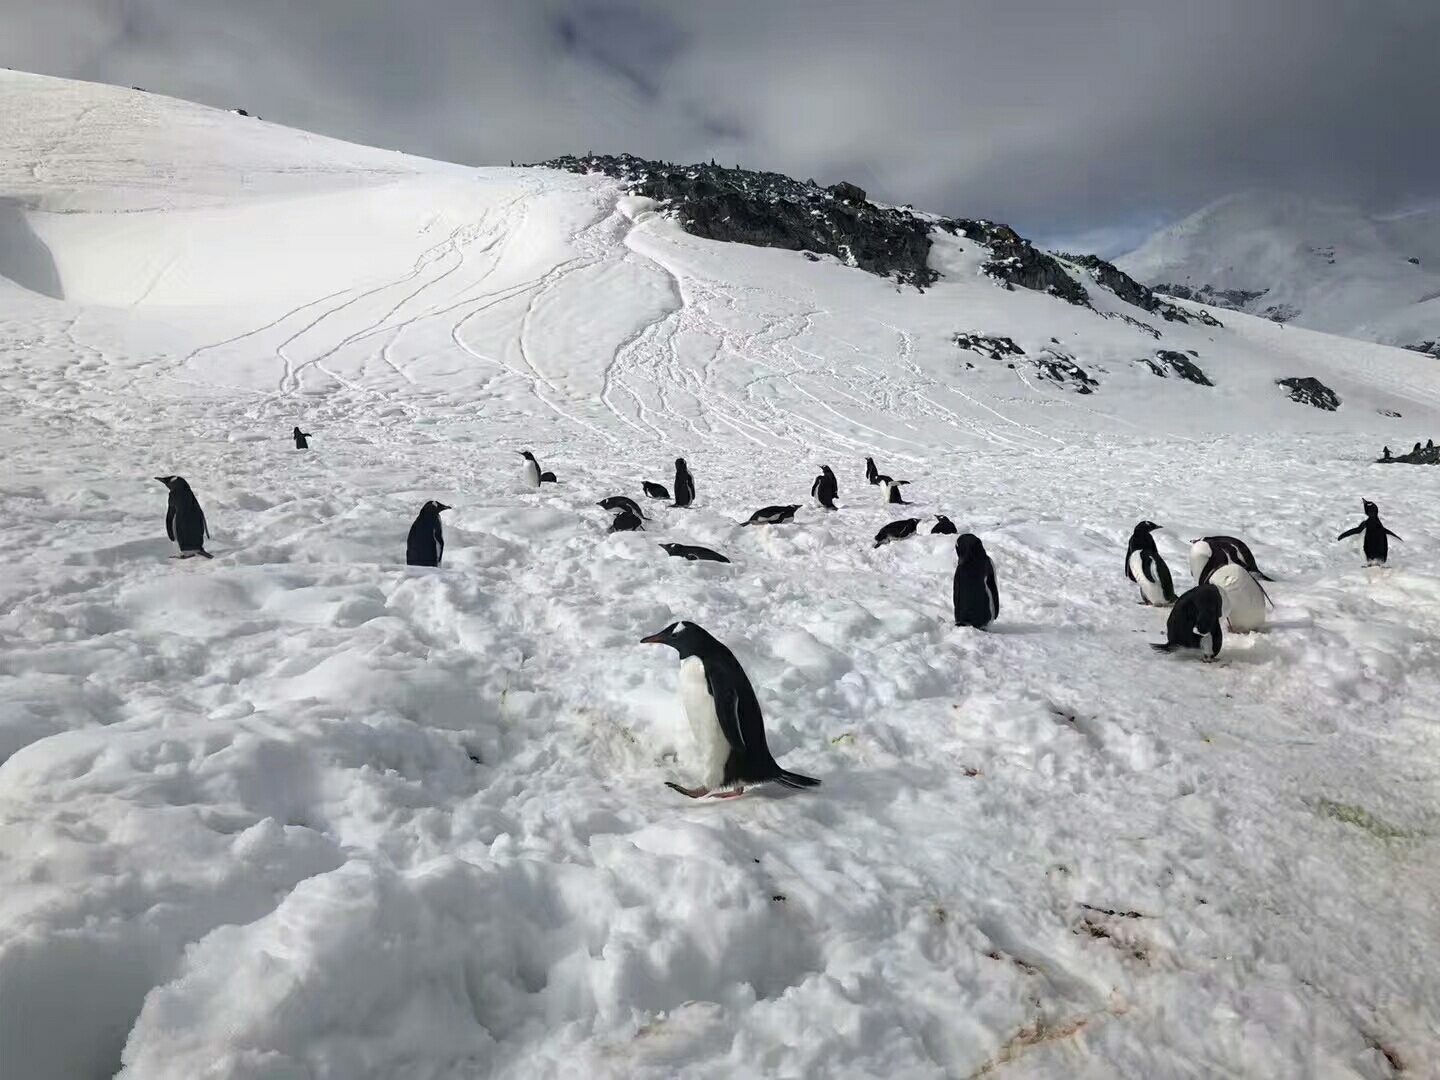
776, 770, 821, 789
1386, 528, 1403, 541
1337, 523, 1364, 540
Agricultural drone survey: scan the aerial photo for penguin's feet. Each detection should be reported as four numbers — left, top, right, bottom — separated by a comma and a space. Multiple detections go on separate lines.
710, 788, 746, 799
665, 782, 709, 799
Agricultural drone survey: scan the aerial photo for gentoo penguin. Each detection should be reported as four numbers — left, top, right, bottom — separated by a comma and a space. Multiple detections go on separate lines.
641, 621, 821, 798
643, 481, 671, 500
1152, 583, 1227, 660
660, 543, 730, 563
673, 458, 695, 508
884, 479, 910, 505
406, 500, 450, 566
874, 518, 921, 548
519, 451, 542, 489
1125, 521, 1176, 606
608, 509, 644, 533
1381, 446, 1392, 461
953, 533, 999, 629
741, 504, 801, 525
540, 471, 557, 484
1189, 535, 1271, 582
1337, 499, 1402, 565
156, 476, 213, 559
1203, 562, 1270, 632
292, 426, 312, 449
931, 515, 958, 535
598, 495, 645, 519
812, 465, 839, 509
865, 456, 882, 485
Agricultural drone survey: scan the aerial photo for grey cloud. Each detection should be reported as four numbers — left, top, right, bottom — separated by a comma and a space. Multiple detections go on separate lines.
2, 0, 1437, 241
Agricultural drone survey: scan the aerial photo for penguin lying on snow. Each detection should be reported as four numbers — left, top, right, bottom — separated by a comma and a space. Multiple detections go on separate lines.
292, 426, 312, 449
406, 500, 450, 566
1189, 535, 1271, 581
643, 481, 670, 500
931, 515, 958, 535
1337, 499, 1401, 565
608, 509, 644, 533
641, 621, 821, 799
953, 533, 998, 628
742, 504, 801, 525
1125, 521, 1176, 606
156, 476, 213, 559
1152, 583, 1227, 660
874, 518, 920, 547
673, 458, 695, 508
812, 465, 839, 509
519, 451, 542, 489
540, 471, 557, 484
598, 495, 644, 519
660, 543, 730, 563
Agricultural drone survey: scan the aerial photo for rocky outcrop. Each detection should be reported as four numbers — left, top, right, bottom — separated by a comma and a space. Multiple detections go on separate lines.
943, 221, 1090, 306
1031, 348, 1097, 393
1403, 340, 1440, 358
1140, 350, 1212, 386
1154, 283, 1267, 310
1276, 377, 1340, 410
952, 332, 1024, 360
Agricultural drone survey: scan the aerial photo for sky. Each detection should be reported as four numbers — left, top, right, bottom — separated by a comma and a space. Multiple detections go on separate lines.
2, 0, 1438, 255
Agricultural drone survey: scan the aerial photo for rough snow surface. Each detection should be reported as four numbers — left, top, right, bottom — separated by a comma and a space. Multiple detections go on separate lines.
2, 70, 1440, 1079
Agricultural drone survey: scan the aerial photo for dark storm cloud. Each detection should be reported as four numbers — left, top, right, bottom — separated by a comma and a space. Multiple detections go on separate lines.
3, 0, 1437, 244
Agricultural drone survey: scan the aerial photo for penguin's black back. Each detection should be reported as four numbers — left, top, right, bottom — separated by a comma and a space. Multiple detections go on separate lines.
608, 509, 643, 533
874, 518, 920, 547
598, 495, 644, 519
1158, 583, 1224, 656
643, 481, 670, 499
742, 504, 800, 525
162, 477, 210, 553
673, 459, 694, 507
406, 504, 445, 567
953, 534, 998, 628
660, 543, 730, 563
293, 426, 310, 449
931, 515, 957, 535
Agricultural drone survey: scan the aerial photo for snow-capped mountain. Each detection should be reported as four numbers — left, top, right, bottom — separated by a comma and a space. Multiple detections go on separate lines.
3, 70, 1440, 1079
1118, 191, 1440, 355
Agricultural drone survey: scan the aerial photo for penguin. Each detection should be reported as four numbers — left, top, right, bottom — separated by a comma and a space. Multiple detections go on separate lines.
406, 500, 450, 566
874, 518, 921, 548
1337, 499, 1401, 565
884, 479, 910, 505
1125, 521, 1176, 606
1381, 446, 1393, 461
519, 451, 542, 489
643, 481, 671, 500
931, 515, 958, 535
156, 476, 213, 559
811, 465, 839, 509
865, 456, 882, 485
1188, 535, 1271, 582
953, 533, 999, 629
660, 543, 730, 563
1203, 561, 1270, 632
1152, 583, 1227, 660
741, 504, 801, 525
608, 509, 644, 533
673, 458, 695, 508
598, 495, 645, 519
292, 426, 312, 449
640, 620, 821, 798
540, 471, 557, 484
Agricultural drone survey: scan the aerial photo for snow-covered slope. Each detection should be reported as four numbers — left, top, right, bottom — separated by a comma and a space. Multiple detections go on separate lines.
1118, 191, 1440, 352
3, 70, 1440, 1079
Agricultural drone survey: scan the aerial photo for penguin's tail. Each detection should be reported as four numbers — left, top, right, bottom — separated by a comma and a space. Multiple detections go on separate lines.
1150, 642, 1176, 653
195, 547, 214, 559
1253, 570, 1274, 581
775, 770, 821, 789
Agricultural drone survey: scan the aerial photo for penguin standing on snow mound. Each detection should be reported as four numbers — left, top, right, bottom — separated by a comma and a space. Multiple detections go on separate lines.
660, 543, 730, 563
406, 500, 450, 566
1125, 521, 1176, 606
598, 495, 645, 519
641, 621, 821, 799
643, 481, 671, 500
292, 426, 312, 449
953, 533, 999, 629
156, 476, 213, 559
519, 451, 542, 489
741, 504, 801, 525
1202, 561, 1270, 632
932, 515, 958, 535
812, 465, 839, 509
874, 518, 921, 547
1337, 499, 1402, 565
608, 509, 644, 533
1189, 535, 1271, 582
884, 479, 910, 505
673, 458, 695, 508
1152, 583, 1227, 660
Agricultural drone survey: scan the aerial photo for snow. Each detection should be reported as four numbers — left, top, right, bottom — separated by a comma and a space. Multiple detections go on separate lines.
2, 68, 1439, 1078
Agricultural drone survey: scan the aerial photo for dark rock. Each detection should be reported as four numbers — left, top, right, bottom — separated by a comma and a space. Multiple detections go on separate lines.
1031, 348, 1097, 393
1102, 311, 1162, 339
1402, 340, 1440, 358
1407, 257, 1421, 265
942, 220, 1090, 306
1378, 408, 1402, 417
1262, 303, 1302, 323
828, 181, 867, 205
802, 251, 820, 262
1276, 377, 1340, 410
953, 332, 1024, 361
1058, 253, 1160, 311
1141, 350, 1213, 386
1154, 283, 1267, 310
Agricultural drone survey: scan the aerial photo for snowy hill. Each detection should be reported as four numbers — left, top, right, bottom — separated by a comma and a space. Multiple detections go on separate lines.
3, 69, 1440, 1079
1119, 192, 1440, 354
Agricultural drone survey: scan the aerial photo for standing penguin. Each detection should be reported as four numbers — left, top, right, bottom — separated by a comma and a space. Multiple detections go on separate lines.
519, 451, 542, 489
406, 500, 450, 566
812, 465, 839, 510
865, 456, 882, 485
931, 515, 958, 535
1125, 521, 1176, 606
884, 479, 910, 505
292, 426, 312, 449
953, 533, 999, 629
1337, 499, 1402, 565
1152, 583, 1227, 660
673, 458, 695, 508
156, 476, 213, 559
641, 621, 821, 798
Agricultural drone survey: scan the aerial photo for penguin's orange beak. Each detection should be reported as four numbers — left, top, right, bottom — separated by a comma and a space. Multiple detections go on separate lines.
640, 631, 667, 644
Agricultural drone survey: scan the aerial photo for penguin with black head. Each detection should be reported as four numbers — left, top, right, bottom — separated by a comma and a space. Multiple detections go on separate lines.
1125, 521, 1176, 606
406, 500, 450, 566
1337, 499, 1402, 565
812, 465, 839, 509
1152, 583, 1227, 661
293, 426, 312, 449
953, 533, 998, 629
156, 476, 213, 559
673, 458, 695, 508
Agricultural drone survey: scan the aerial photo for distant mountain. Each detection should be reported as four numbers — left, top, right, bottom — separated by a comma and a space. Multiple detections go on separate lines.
1118, 192, 1440, 356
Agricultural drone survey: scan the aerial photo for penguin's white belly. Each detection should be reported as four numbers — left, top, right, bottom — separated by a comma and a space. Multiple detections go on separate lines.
1188, 542, 1211, 582
678, 656, 731, 788
522, 461, 541, 488
1128, 550, 1169, 605
1208, 564, 1266, 631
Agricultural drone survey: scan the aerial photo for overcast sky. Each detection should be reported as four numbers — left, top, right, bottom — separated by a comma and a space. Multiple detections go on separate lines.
3, 0, 1437, 253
